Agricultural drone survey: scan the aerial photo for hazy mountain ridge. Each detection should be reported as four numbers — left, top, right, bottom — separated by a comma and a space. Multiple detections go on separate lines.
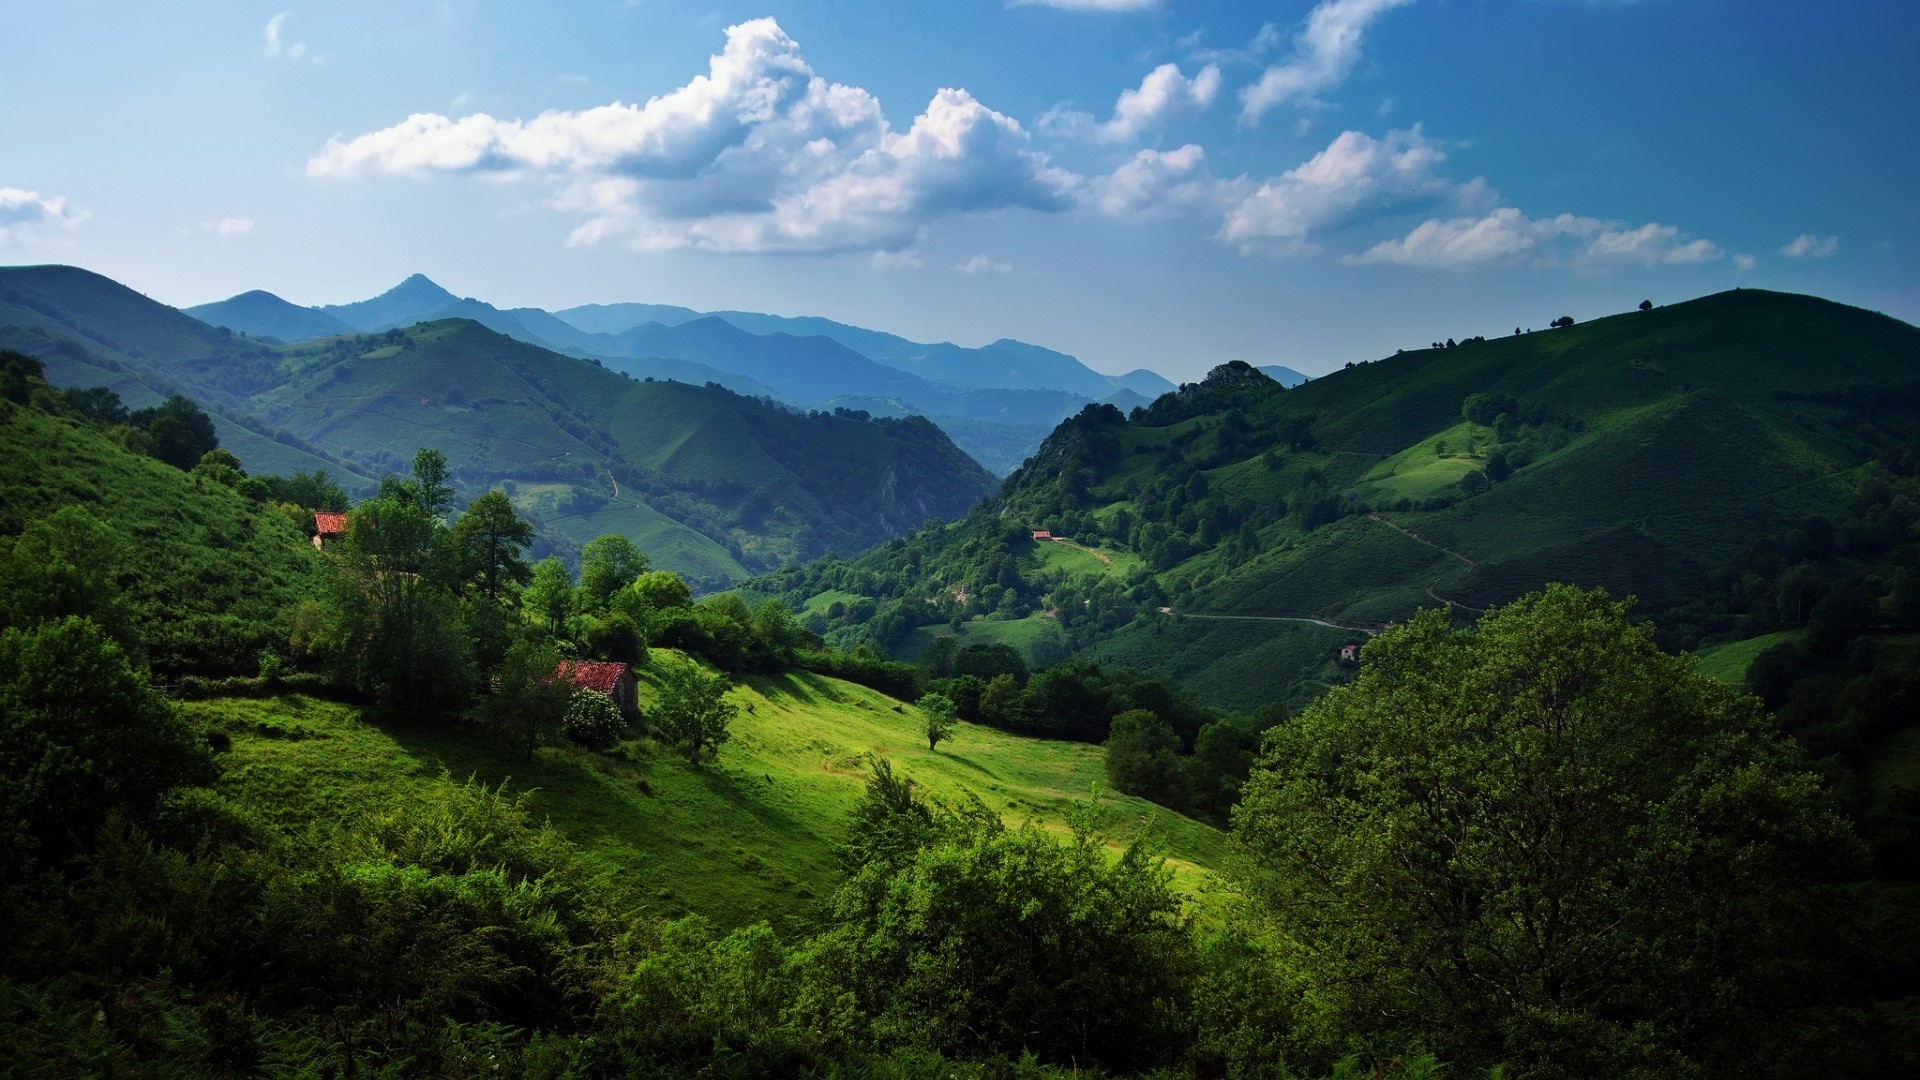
1, 265, 997, 585
185, 275, 1185, 472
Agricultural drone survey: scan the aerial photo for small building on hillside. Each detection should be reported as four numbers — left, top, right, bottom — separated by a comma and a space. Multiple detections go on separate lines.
1031, 530, 1052, 540
312, 511, 350, 549
1339, 643, 1361, 663
555, 659, 638, 712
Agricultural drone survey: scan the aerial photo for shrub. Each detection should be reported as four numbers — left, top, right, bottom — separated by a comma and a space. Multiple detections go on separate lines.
564, 690, 626, 750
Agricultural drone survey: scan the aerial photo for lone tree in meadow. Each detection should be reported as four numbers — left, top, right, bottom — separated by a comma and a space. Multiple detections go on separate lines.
1231, 585, 1856, 1077
919, 691, 957, 751
654, 660, 736, 765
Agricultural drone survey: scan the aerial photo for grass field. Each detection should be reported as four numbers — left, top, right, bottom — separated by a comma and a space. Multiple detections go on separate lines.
898, 614, 1071, 667
1693, 631, 1798, 686
190, 655, 1226, 936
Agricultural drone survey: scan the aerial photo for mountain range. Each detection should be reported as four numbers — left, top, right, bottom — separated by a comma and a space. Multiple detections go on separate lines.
1, 264, 998, 587
185, 274, 1226, 474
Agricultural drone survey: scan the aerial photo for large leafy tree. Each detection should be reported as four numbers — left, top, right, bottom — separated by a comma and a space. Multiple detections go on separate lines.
451, 489, 535, 602
813, 766, 1195, 1072
316, 494, 473, 709
652, 660, 736, 765
0, 616, 213, 872
1231, 585, 1857, 1078
130, 394, 218, 470
577, 534, 649, 615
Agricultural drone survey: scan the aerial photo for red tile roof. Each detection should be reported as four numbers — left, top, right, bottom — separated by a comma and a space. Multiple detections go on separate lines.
314, 512, 351, 536
555, 660, 630, 694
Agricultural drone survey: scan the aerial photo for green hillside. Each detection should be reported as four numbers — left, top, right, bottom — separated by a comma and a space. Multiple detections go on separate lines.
748, 289, 1920, 709
0, 388, 316, 674
194, 660, 1224, 934
248, 319, 996, 580
1, 266, 999, 584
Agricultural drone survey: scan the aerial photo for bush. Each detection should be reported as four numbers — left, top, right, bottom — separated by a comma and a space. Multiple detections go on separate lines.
564, 690, 626, 750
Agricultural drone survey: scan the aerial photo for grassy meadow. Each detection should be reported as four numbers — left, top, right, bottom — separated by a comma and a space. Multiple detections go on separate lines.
191, 653, 1226, 935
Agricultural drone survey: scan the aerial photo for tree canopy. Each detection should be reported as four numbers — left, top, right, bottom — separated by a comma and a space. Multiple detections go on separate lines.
1231, 585, 1857, 1077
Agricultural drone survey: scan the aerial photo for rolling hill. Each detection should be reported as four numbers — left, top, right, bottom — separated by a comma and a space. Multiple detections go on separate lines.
2, 265, 998, 585
744, 289, 1920, 710
184, 289, 357, 343
190, 275, 1184, 472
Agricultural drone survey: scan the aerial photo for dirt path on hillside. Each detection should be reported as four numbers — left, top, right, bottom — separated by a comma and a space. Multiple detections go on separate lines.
1369, 512, 1490, 612
1158, 607, 1380, 636
1369, 513, 1476, 568
1048, 537, 1112, 564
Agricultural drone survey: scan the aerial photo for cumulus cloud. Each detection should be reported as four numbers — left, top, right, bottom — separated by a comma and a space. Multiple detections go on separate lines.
1090, 144, 1222, 220
871, 249, 924, 270
0, 187, 88, 244
308, 18, 1077, 254
1345, 208, 1724, 269
1041, 63, 1220, 142
201, 217, 256, 238
1780, 233, 1838, 259
954, 254, 1013, 275
1099, 63, 1220, 141
1734, 253, 1757, 271
1241, 0, 1417, 124
1218, 126, 1450, 256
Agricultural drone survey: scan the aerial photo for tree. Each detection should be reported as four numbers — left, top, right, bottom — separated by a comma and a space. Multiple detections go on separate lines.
0, 616, 214, 871
410, 448, 455, 520
452, 490, 536, 601
1483, 450, 1512, 482
819, 773, 1196, 1072
525, 556, 575, 637
918, 691, 956, 751
578, 534, 649, 615
654, 660, 737, 765
1104, 708, 1186, 808
132, 394, 218, 470
315, 494, 473, 709
482, 636, 569, 762
1639, 299, 1653, 311
1231, 586, 1857, 1077
1551, 314, 1576, 328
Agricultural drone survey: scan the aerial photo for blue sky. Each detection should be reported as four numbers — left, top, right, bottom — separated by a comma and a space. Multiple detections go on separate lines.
3, 0, 1915, 380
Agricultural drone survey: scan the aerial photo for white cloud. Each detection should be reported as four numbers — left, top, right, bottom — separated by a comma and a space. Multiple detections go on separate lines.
1098, 63, 1220, 141
1346, 208, 1724, 269
1241, 0, 1417, 124
263, 11, 319, 64
1188, 23, 1284, 67
264, 11, 290, 56
309, 18, 1077, 254
1734, 253, 1757, 271
954, 254, 1013, 275
1042, 62, 1220, 143
450, 89, 473, 109
1780, 233, 1838, 259
871, 249, 924, 270
1012, 0, 1161, 11
1218, 126, 1450, 256
1091, 144, 1222, 220
0, 187, 89, 244
201, 217, 256, 238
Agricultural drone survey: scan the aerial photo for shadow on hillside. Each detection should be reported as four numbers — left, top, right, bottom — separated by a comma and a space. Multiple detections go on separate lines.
929, 750, 1000, 782
746, 670, 825, 706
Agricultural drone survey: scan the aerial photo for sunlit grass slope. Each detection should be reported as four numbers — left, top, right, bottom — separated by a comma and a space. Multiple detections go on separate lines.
193, 657, 1225, 935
